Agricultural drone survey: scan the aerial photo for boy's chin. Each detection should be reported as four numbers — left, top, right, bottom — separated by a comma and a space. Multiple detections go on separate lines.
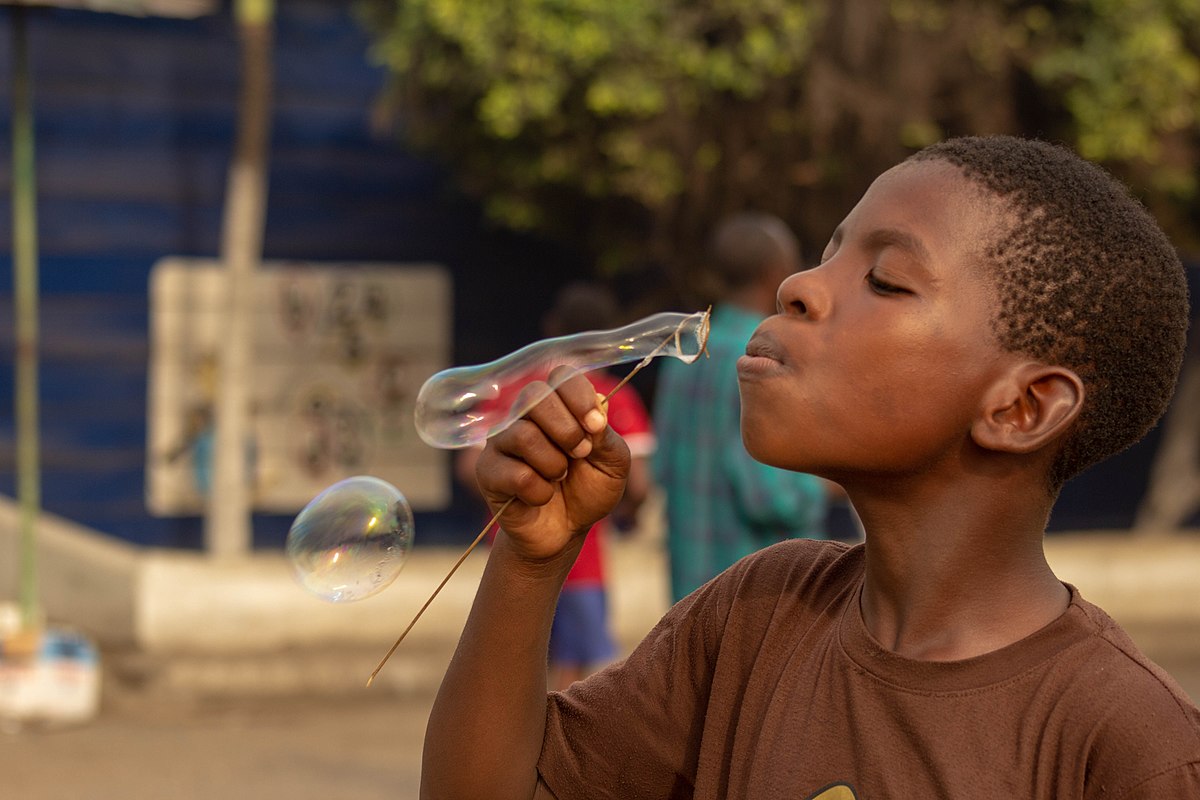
742, 435, 791, 470
743, 433, 825, 476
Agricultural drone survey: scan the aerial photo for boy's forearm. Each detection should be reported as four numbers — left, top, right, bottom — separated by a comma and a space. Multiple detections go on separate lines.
421, 531, 580, 800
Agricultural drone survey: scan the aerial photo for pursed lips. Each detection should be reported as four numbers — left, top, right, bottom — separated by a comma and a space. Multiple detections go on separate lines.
744, 331, 786, 364
737, 330, 791, 380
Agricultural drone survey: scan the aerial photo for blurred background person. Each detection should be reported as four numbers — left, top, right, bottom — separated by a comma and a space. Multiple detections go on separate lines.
456, 281, 657, 689
653, 212, 834, 604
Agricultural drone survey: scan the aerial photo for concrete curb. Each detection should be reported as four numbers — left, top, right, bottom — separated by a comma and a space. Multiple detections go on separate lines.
2, 497, 1198, 698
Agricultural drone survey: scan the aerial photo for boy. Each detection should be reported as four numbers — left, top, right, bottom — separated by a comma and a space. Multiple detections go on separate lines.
421, 136, 1199, 799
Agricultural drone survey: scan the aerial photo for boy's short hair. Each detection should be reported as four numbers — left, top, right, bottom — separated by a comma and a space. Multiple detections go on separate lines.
911, 136, 1190, 490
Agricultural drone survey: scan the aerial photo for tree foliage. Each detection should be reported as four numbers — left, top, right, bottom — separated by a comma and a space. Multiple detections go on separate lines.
359, 0, 1200, 304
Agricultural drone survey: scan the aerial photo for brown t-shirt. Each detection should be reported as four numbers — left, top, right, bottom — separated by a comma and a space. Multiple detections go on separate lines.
535, 539, 1200, 799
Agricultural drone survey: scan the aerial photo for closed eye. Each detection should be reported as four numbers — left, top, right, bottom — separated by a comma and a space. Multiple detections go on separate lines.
867, 271, 911, 296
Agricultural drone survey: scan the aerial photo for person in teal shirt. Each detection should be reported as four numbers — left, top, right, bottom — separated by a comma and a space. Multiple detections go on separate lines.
653, 212, 832, 604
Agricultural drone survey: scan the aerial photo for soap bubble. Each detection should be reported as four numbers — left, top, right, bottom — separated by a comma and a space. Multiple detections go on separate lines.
414, 309, 710, 449
286, 476, 414, 603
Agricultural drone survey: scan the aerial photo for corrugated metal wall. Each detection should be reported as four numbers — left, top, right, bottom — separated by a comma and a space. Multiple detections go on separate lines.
0, 1, 588, 548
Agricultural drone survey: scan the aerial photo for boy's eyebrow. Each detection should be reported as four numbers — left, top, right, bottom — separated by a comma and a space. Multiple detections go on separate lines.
862, 227, 933, 269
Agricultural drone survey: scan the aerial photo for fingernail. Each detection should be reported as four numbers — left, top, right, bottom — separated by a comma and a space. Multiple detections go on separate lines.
571, 439, 593, 459
584, 408, 606, 434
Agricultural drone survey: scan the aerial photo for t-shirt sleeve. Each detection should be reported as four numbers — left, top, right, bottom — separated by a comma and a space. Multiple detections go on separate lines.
1080, 614, 1200, 799
1111, 761, 1200, 799
537, 540, 854, 799
535, 563, 734, 799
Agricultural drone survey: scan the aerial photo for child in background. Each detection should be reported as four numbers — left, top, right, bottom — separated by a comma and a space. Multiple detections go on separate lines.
653, 212, 832, 603
538, 281, 656, 689
455, 281, 656, 690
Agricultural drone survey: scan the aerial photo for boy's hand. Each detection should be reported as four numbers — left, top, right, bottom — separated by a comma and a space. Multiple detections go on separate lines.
476, 366, 630, 563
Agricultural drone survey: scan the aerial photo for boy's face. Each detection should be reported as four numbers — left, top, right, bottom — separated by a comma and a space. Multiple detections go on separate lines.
737, 159, 1015, 480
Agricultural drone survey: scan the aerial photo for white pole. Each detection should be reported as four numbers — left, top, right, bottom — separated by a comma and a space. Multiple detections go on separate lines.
205, 0, 274, 556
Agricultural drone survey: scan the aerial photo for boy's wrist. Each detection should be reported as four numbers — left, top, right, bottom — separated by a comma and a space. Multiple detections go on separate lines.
492, 529, 585, 585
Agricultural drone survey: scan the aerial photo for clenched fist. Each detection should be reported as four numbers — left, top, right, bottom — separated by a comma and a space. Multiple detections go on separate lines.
476, 366, 631, 563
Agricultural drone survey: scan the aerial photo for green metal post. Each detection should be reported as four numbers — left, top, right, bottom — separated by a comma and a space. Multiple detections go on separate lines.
10, 6, 41, 630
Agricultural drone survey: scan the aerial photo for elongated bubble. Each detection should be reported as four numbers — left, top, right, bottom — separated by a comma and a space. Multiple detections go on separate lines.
414, 310, 710, 449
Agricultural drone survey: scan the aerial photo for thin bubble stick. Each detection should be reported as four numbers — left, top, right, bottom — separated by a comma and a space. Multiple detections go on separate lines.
366, 496, 512, 688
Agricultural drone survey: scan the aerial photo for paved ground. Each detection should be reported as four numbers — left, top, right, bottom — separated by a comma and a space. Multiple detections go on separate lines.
4, 680, 432, 799
4, 527, 1199, 799
3, 624, 1198, 799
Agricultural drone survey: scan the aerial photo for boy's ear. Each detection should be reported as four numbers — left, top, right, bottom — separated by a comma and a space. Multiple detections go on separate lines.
971, 363, 1084, 454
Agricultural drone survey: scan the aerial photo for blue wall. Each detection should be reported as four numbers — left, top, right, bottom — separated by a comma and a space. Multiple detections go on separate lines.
0, 1, 588, 548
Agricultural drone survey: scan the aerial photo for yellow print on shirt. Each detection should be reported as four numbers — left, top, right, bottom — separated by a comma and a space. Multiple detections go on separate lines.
805, 783, 858, 800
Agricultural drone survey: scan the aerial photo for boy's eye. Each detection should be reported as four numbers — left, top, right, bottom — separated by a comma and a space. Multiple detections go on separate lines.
866, 271, 911, 296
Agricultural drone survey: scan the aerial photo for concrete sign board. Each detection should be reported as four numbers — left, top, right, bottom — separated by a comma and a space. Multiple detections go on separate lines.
146, 258, 452, 515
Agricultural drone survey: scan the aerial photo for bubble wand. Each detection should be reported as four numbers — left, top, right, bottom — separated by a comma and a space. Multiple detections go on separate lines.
284, 309, 711, 687
366, 311, 709, 686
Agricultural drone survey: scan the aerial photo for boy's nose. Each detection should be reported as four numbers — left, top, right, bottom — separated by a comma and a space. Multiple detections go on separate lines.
776, 267, 828, 319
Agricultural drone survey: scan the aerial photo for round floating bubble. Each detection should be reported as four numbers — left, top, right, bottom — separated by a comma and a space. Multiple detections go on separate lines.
414, 309, 710, 449
286, 476, 415, 603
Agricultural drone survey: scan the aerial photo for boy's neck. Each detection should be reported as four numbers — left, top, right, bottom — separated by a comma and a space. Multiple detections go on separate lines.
852, 477, 1070, 662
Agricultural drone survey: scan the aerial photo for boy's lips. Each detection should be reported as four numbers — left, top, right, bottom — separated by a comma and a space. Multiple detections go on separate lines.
737, 331, 788, 377
744, 332, 786, 362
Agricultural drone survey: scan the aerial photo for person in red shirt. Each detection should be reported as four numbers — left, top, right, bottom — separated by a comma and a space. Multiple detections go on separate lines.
546, 366, 653, 689
454, 281, 655, 689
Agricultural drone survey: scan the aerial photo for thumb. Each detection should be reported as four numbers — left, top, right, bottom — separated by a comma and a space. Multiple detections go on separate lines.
584, 394, 629, 478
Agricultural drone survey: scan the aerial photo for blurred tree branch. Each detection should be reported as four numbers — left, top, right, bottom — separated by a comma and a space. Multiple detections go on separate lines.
357, 0, 1199, 304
